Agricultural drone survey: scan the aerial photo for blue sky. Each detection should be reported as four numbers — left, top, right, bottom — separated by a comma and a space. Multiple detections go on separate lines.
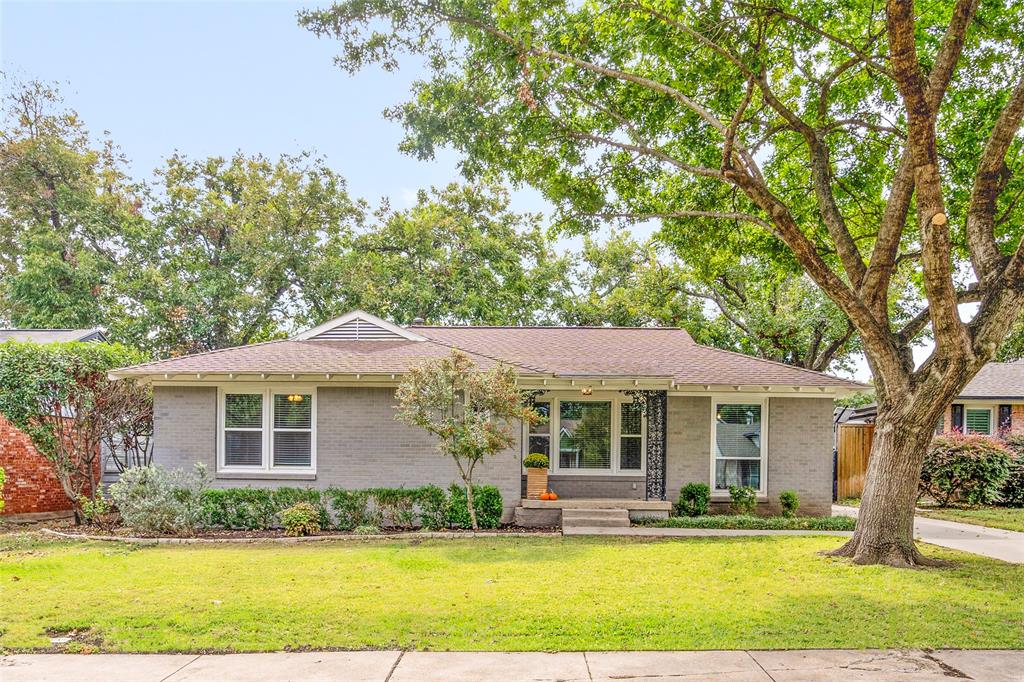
0, 0, 552, 213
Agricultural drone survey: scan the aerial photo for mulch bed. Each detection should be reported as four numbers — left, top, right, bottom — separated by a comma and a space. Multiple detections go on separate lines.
41, 524, 561, 541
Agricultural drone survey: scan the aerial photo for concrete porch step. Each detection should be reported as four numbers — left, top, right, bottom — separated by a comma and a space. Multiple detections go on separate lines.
561, 507, 631, 529
561, 508, 628, 520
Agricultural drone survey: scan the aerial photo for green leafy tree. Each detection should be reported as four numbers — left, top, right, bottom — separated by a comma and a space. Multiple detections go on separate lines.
395, 350, 543, 529
118, 152, 361, 356
566, 232, 858, 371
562, 231, 720, 332
0, 78, 144, 327
303, 0, 1024, 566
0, 341, 149, 519
996, 316, 1024, 361
304, 183, 570, 326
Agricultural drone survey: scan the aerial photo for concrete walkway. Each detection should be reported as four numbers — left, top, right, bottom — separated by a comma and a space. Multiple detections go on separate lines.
2, 650, 1021, 681
833, 504, 1024, 563
562, 526, 853, 537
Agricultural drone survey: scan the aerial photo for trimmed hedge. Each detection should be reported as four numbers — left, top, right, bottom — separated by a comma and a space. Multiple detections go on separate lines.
446, 484, 503, 529
675, 482, 710, 517
635, 515, 856, 531
323, 488, 373, 530
199, 487, 330, 530
199, 484, 502, 531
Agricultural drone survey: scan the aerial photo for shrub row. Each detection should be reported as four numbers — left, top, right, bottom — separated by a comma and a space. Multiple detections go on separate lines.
110, 465, 504, 533
673, 482, 800, 517
203, 483, 502, 531
636, 514, 855, 531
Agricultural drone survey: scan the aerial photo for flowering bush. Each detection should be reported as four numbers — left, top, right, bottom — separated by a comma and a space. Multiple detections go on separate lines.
999, 436, 1024, 507
920, 434, 1012, 506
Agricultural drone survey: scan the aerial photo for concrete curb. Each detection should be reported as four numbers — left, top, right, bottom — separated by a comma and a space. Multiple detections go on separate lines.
39, 527, 561, 545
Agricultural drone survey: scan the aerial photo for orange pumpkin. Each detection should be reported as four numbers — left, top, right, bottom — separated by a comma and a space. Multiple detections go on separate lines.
540, 491, 552, 501
548, 491, 559, 501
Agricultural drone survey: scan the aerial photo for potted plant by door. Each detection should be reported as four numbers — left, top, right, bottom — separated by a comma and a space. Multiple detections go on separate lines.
523, 453, 550, 500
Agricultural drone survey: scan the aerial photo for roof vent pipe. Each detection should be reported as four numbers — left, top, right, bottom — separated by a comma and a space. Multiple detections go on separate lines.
412, 317, 425, 325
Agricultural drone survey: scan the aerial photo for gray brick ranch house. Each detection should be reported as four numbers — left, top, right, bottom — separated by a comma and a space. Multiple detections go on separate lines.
110, 310, 863, 523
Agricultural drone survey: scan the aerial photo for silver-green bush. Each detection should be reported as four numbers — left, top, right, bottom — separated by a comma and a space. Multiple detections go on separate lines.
109, 464, 210, 534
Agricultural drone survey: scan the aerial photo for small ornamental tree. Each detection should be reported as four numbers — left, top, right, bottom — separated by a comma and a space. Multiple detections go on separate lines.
395, 350, 544, 530
0, 341, 150, 520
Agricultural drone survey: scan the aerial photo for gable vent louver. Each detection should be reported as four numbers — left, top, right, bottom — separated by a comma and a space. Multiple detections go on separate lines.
310, 318, 407, 341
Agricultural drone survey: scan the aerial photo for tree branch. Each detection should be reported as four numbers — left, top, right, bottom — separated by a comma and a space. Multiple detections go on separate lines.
966, 73, 1024, 282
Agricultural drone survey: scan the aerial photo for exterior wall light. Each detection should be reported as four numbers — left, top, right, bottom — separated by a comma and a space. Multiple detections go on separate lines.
286, 394, 305, 402
580, 386, 593, 396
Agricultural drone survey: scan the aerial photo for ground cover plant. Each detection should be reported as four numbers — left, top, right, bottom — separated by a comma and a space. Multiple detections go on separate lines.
0, 534, 1020, 652
635, 515, 856, 531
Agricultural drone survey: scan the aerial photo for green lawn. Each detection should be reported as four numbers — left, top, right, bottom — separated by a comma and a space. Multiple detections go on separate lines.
916, 505, 1024, 533
1, 533, 1021, 652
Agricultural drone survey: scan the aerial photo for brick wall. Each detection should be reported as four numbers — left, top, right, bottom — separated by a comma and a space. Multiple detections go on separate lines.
0, 415, 73, 515
939, 402, 1024, 435
152, 385, 523, 518
1012, 405, 1024, 435
767, 397, 834, 515
664, 396, 834, 516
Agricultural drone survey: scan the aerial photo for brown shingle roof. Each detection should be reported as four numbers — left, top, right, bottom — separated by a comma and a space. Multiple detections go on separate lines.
959, 361, 1024, 399
415, 326, 860, 388
114, 339, 526, 377
114, 323, 863, 389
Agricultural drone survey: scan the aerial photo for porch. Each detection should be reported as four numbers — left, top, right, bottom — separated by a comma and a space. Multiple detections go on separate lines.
514, 497, 672, 529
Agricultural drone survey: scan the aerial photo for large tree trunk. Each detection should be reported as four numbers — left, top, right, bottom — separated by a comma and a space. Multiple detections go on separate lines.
829, 390, 954, 567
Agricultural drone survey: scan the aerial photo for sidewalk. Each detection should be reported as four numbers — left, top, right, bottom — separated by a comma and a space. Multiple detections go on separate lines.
833, 504, 1024, 563
2, 649, 1021, 681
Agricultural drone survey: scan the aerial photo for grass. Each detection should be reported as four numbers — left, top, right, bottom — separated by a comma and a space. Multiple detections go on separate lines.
634, 515, 856, 531
916, 505, 1024, 533
1, 533, 1021, 652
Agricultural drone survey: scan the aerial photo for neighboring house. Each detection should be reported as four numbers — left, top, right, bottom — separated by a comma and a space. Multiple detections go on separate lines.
0, 328, 107, 518
940, 360, 1024, 436
835, 360, 1024, 437
110, 311, 863, 521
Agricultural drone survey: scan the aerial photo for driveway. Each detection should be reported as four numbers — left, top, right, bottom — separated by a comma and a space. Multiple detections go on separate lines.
832, 504, 1024, 563
2, 649, 1022, 681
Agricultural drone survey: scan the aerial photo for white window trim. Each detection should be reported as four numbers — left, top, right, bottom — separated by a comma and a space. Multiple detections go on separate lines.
521, 393, 646, 476
710, 397, 769, 496
964, 405, 994, 435
218, 386, 317, 474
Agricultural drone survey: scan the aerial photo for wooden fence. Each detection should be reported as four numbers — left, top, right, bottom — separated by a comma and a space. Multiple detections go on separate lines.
836, 423, 875, 499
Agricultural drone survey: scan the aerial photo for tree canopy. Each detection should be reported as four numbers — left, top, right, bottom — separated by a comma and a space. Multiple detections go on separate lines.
300, 0, 1024, 566
0, 77, 867, 371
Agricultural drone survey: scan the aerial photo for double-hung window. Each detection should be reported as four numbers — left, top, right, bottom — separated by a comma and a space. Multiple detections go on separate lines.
524, 395, 644, 475
220, 388, 315, 472
619, 402, 643, 471
527, 401, 551, 457
713, 400, 766, 493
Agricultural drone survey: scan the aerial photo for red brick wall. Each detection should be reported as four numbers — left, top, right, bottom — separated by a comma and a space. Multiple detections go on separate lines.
0, 415, 73, 515
1011, 405, 1024, 435
939, 403, 1024, 435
